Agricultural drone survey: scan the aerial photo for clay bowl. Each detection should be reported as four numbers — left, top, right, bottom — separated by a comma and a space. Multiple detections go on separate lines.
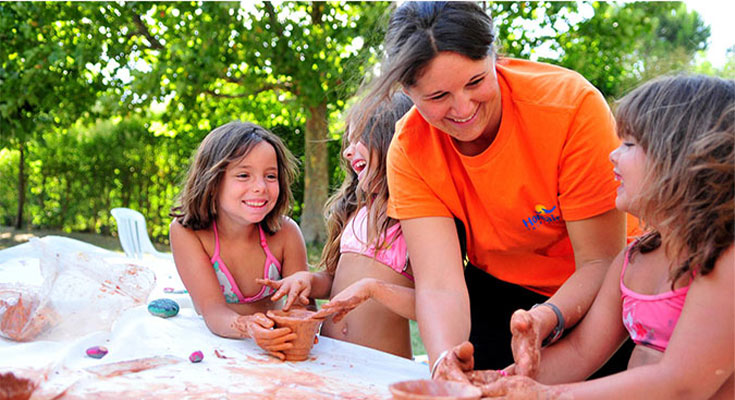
389, 379, 481, 400
266, 309, 321, 361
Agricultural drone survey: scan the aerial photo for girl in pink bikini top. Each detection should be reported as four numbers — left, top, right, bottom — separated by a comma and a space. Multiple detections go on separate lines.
170, 121, 308, 362
211, 220, 282, 304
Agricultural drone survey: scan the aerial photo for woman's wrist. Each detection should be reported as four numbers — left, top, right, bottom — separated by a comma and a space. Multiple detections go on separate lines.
531, 303, 565, 346
430, 349, 450, 379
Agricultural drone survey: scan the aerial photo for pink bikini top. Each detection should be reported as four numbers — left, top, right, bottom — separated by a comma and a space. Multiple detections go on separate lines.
211, 221, 282, 304
620, 244, 691, 352
340, 206, 413, 282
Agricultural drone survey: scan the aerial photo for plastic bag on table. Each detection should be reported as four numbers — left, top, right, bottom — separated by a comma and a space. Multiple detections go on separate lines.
0, 238, 156, 342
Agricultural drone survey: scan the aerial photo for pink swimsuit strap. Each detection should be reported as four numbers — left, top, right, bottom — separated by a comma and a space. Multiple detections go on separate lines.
211, 221, 282, 304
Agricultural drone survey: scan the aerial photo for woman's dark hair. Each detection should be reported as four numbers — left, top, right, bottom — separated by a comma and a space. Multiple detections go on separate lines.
351, 1, 496, 140
170, 121, 298, 234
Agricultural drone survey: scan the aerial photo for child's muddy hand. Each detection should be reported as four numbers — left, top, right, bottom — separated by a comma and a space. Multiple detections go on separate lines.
242, 313, 297, 360
318, 278, 374, 322
510, 309, 541, 378
433, 341, 474, 383
258, 272, 312, 311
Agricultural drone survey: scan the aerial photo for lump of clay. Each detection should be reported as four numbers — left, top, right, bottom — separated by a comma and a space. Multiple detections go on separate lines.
189, 350, 204, 363
389, 379, 482, 400
86, 345, 109, 359
147, 298, 179, 318
266, 309, 322, 361
0, 290, 55, 342
0, 372, 36, 400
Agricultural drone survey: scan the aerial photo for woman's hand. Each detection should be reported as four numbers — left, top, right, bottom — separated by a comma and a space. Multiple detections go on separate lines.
432, 341, 475, 383
509, 309, 542, 378
257, 271, 313, 310
314, 278, 376, 322
477, 375, 565, 399
234, 313, 297, 361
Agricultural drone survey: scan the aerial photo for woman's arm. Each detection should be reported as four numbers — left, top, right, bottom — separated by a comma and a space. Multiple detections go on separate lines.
530, 209, 627, 346
401, 216, 470, 370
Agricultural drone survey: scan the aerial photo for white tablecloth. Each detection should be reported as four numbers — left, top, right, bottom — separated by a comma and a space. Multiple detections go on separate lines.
0, 236, 428, 399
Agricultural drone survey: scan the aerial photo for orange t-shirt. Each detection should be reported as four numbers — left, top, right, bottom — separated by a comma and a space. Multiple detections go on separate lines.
387, 58, 624, 296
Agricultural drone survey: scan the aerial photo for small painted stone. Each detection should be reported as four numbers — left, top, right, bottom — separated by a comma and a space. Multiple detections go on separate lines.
189, 350, 204, 363
86, 346, 108, 359
147, 298, 180, 318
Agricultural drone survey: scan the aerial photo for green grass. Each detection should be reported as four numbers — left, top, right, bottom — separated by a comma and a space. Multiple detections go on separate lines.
0, 226, 427, 356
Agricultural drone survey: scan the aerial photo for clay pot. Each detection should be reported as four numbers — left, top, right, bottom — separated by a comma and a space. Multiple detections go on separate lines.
389, 379, 481, 400
266, 309, 321, 361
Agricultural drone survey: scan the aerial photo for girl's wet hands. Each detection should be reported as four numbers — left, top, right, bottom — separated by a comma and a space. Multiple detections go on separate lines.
257, 271, 312, 311
433, 341, 475, 383
315, 278, 374, 322
236, 313, 297, 361
510, 309, 541, 378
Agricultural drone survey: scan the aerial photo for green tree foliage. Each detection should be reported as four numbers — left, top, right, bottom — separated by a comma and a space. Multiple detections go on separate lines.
0, 1, 715, 247
0, 2, 116, 228
488, 1, 709, 99
85, 1, 392, 244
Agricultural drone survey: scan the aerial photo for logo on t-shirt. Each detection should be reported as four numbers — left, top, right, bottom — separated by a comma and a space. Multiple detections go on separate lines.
522, 204, 561, 230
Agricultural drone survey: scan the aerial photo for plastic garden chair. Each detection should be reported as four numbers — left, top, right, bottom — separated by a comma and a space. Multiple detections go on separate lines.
110, 207, 172, 260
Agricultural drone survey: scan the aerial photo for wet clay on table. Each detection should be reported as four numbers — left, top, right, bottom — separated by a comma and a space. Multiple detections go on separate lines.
389, 379, 481, 400
0, 371, 36, 400
266, 309, 322, 361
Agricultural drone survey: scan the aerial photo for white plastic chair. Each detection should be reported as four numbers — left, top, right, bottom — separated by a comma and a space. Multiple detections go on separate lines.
110, 207, 172, 260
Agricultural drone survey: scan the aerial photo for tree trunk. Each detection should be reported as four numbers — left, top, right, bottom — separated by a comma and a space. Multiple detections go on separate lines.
300, 102, 329, 245
14, 141, 25, 229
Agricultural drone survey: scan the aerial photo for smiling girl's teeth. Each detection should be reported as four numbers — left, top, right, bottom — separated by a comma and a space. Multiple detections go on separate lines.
245, 200, 266, 207
354, 160, 366, 171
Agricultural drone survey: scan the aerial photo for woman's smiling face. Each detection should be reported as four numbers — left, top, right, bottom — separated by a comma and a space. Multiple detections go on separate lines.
403, 51, 502, 156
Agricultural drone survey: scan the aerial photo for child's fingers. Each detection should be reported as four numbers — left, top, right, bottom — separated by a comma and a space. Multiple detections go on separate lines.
251, 313, 275, 329
267, 350, 286, 361
256, 278, 281, 289
282, 292, 297, 311
331, 311, 348, 323
261, 342, 295, 352
270, 285, 289, 302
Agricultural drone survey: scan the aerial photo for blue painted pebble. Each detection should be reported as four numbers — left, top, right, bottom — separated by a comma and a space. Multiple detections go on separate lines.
86, 345, 108, 359
189, 350, 204, 363
147, 298, 180, 318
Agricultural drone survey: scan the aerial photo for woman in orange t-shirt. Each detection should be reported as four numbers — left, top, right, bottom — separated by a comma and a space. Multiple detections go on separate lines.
350, 2, 633, 379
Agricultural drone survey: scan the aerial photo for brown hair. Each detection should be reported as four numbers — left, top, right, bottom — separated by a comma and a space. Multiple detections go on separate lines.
616, 75, 734, 282
350, 1, 496, 144
319, 93, 414, 275
170, 121, 298, 234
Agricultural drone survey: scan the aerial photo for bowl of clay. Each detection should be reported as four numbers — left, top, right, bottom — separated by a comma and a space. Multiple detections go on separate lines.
266, 309, 322, 361
389, 379, 481, 400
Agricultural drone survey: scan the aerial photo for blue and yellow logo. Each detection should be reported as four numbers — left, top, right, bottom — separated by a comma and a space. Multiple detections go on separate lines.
522, 204, 561, 230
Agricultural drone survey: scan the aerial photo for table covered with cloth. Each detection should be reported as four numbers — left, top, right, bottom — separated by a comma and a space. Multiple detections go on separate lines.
0, 236, 427, 399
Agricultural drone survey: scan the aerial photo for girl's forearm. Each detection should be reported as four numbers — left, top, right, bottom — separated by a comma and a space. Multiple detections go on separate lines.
368, 279, 416, 320
202, 306, 248, 339
309, 270, 335, 299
